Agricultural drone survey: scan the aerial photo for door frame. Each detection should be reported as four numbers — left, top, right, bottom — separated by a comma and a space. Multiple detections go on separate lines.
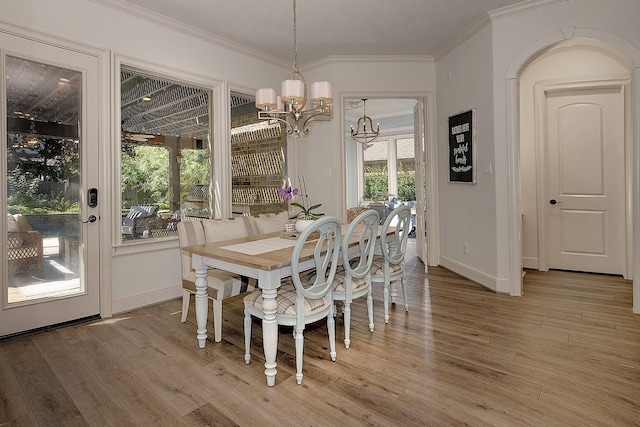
0, 21, 112, 320
505, 28, 640, 312
534, 78, 631, 275
339, 91, 440, 267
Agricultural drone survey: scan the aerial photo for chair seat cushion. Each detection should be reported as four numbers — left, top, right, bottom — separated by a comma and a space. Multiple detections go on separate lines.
332, 265, 368, 293
182, 269, 253, 300
244, 286, 328, 316
370, 255, 404, 275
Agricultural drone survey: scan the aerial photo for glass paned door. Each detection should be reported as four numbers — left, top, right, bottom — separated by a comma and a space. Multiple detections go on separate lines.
1, 35, 100, 337
6, 56, 82, 303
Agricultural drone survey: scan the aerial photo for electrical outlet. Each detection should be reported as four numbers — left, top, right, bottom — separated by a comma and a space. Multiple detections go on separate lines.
463, 242, 468, 254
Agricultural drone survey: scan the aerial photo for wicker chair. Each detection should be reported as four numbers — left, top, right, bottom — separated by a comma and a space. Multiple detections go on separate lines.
7, 214, 43, 273
146, 210, 181, 238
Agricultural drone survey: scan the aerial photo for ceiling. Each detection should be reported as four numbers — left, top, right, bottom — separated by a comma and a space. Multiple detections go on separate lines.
118, 0, 529, 64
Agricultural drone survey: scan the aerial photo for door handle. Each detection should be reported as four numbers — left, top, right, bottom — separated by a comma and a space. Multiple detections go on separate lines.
81, 215, 98, 223
549, 199, 562, 205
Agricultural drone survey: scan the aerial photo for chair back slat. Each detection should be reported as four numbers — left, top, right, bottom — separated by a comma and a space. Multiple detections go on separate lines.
342, 209, 379, 279
177, 220, 206, 276
380, 205, 412, 265
291, 217, 342, 301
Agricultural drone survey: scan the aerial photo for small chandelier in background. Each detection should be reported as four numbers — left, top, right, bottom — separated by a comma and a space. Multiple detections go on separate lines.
351, 99, 380, 145
11, 119, 42, 150
254, 0, 333, 138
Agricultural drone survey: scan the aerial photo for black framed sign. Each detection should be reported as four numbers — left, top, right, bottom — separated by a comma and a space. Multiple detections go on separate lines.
448, 109, 476, 184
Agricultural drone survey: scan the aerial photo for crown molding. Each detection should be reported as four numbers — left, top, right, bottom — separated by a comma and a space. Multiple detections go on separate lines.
489, 0, 576, 20
435, 0, 576, 61
304, 55, 434, 70
89, 0, 289, 69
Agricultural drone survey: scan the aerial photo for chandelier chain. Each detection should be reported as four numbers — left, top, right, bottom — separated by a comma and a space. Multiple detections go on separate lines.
292, 0, 298, 72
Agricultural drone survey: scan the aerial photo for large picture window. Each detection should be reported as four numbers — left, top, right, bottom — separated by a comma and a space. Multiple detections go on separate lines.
120, 66, 211, 240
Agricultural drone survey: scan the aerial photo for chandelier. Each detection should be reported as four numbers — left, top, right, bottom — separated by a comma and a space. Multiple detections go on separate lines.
350, 99, 380, 145
254, 0, 333, 138
11, 119, 42, 150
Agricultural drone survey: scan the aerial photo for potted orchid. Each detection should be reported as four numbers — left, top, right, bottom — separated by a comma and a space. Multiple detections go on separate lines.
278, 176, 324, 232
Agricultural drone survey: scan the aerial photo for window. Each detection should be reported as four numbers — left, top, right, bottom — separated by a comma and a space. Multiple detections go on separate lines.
361, 135, 415, 203
120, 66, 211, 240
230, 92, 287, 217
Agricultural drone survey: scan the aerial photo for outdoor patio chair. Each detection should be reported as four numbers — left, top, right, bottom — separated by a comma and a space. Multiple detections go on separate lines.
121, 204, 159, 239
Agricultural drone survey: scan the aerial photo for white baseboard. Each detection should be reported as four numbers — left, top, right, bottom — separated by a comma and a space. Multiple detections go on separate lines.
438, 256, 510, 294
112, 284, 182, 315
522, 257, 539, 270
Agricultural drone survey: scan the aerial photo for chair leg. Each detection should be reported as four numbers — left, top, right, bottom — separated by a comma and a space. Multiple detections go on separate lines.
328, 311, 336, 362
244, 309, 252, 364
390, 281, 398, 305
294, 327, 304, 385
366, 290, 374, 332
213, 299, 223, 343
383, 282, 390, 323
402, 275, 409, 312
343, 301, 351, 349
181, 289, 191, 323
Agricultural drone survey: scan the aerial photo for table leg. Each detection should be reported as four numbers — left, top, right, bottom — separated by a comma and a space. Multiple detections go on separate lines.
261, 287, 278, 386
193, 255, 208, 348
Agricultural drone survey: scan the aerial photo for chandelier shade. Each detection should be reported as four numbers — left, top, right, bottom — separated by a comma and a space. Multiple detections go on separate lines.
255, 0, 333, 138
350, 99, 380, 145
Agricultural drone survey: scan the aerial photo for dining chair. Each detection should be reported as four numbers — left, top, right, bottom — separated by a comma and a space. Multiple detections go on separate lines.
243, 216, 342, 385
177, 220, 252, 342
332, 209, 379, 348
370, 204, 412, 323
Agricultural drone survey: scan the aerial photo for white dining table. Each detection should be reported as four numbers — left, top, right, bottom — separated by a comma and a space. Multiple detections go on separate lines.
183, 225, 392, 386
184, 231, 316, 386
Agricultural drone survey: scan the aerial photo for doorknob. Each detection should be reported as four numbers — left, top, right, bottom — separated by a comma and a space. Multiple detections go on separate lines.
549, 199, 562, 205
81, 215, 98, 223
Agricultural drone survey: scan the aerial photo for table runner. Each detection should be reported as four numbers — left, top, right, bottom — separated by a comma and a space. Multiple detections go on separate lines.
220, 237, 297, 255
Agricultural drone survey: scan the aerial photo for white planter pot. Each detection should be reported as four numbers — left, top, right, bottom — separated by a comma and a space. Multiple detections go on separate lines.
294, 219, 314, 233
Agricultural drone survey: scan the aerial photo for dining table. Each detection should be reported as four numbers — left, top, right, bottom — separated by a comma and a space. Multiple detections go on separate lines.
183, 223, 392, 386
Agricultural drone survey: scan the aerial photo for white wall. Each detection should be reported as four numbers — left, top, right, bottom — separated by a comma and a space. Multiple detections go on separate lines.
435, 23, 500, 289
520, 43, 632, 269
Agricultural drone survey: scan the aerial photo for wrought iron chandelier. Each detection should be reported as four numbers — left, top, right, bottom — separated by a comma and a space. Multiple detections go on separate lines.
350, 99, 380, 145
254, 0, 333, 138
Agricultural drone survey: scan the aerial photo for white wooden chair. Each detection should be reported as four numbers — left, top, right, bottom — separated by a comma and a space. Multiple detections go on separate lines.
370, 204, 412, 323
243, 216, 342, 385
177, 220, 253, 342
332, 209, 379, 348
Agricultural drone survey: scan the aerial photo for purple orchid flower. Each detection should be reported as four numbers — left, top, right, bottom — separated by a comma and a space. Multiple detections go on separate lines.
278, 185, 299, 200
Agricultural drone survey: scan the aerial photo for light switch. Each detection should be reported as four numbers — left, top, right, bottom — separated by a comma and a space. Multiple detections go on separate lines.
323, 168, 332, 178
484, 162, 492, 174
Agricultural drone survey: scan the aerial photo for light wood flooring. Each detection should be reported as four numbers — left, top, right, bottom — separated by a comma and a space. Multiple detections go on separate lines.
1, 247, 638, 426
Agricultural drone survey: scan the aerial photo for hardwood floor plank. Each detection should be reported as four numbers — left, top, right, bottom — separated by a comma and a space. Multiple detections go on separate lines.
30, 331, 138, 426
2, 339, 88, 426
0, 346, 39, 426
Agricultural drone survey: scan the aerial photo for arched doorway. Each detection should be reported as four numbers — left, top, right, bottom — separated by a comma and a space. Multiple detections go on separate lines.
505, 29, 640, 312
520, 42, 631, 275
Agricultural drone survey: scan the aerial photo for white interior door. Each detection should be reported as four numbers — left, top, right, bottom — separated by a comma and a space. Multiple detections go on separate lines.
413, 100, 427, 266
544, 85, 624, 275
1, 33, 100, 337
